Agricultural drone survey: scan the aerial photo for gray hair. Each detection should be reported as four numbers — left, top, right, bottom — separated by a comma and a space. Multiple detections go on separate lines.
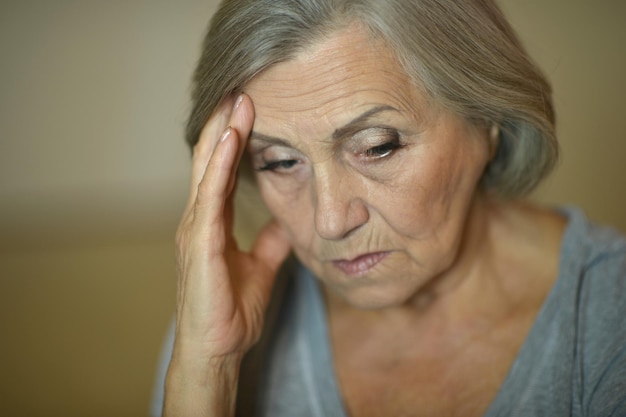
186, 0, 558, 197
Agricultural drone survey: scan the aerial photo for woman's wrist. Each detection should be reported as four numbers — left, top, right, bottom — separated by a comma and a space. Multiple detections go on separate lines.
163, 353, 242, 417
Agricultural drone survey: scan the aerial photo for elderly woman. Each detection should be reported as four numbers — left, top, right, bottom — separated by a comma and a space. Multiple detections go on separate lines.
154, 0, 626, 416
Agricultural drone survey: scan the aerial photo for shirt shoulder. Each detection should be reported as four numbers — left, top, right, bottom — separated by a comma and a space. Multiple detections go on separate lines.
561, 207, 626, 416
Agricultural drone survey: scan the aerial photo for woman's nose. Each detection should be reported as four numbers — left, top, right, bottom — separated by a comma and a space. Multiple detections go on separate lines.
312, 168, 369, 240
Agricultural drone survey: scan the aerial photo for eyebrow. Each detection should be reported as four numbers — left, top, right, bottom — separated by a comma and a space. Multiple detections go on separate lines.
248, 105, 400, 146
332, 105, 400, 140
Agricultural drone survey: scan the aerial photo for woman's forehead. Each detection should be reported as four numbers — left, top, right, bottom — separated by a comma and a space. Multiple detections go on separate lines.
244, 24, 428, 136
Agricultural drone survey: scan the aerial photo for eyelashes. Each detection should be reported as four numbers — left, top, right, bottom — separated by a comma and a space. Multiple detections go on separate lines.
361, 130, 404, 159
254, 128, 405, 173
363, 141, 403, 158
256, 159, 299, 172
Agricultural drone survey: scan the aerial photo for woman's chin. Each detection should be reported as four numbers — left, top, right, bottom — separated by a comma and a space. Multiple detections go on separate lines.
329, 283, 418, 310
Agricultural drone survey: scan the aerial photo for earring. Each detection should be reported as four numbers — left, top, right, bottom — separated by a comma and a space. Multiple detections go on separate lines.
489, 124, 500, 160
489, 124, 499, 140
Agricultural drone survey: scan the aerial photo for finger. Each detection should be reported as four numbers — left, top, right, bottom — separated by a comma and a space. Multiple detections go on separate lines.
191, 126, 240, 256
192, 95, 236, 177
216, 93, 255, 241
225, 94, 255, 196
185, 95, 236, 215
230, 93, 255, 149
222, 188, 237, 252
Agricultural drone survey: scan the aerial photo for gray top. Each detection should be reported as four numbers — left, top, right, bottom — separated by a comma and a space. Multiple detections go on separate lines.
151, 207, 626, 416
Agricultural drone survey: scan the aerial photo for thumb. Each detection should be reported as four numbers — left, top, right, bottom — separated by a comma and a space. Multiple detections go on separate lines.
252, 219, 292, 274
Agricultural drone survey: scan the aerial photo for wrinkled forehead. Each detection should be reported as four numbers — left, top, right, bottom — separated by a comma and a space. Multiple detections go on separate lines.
243, 24, 432, 139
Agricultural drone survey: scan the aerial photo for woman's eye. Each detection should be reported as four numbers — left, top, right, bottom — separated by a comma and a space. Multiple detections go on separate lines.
353, 128, 405, 160
362, 141, 403, 159
256, 159, 299, 172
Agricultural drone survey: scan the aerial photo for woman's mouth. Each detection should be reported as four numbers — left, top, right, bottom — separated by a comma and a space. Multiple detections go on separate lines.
332, 252, 390, 276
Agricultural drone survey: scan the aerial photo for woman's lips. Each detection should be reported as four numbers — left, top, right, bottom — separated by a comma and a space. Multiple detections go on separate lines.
332, 252, 389, 276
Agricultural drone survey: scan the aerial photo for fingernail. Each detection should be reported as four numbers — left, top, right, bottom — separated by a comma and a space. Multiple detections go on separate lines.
233, 94, 243, 111
219, 127, 232, 143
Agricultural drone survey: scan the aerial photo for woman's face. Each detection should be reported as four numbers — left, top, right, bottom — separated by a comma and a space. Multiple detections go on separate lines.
245, 25, 491, 309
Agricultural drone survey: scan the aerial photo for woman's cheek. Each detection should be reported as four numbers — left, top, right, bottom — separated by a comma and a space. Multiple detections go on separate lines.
258, 175, 312, 232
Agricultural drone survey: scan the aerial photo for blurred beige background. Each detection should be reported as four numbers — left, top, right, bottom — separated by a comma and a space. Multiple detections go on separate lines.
0, 1, 624, 416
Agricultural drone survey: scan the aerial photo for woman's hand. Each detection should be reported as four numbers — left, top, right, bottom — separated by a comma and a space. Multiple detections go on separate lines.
164, 94, 291, 416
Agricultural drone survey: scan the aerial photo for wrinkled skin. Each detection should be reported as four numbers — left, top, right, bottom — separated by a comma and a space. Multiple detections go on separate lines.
246, 25, 492, 309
